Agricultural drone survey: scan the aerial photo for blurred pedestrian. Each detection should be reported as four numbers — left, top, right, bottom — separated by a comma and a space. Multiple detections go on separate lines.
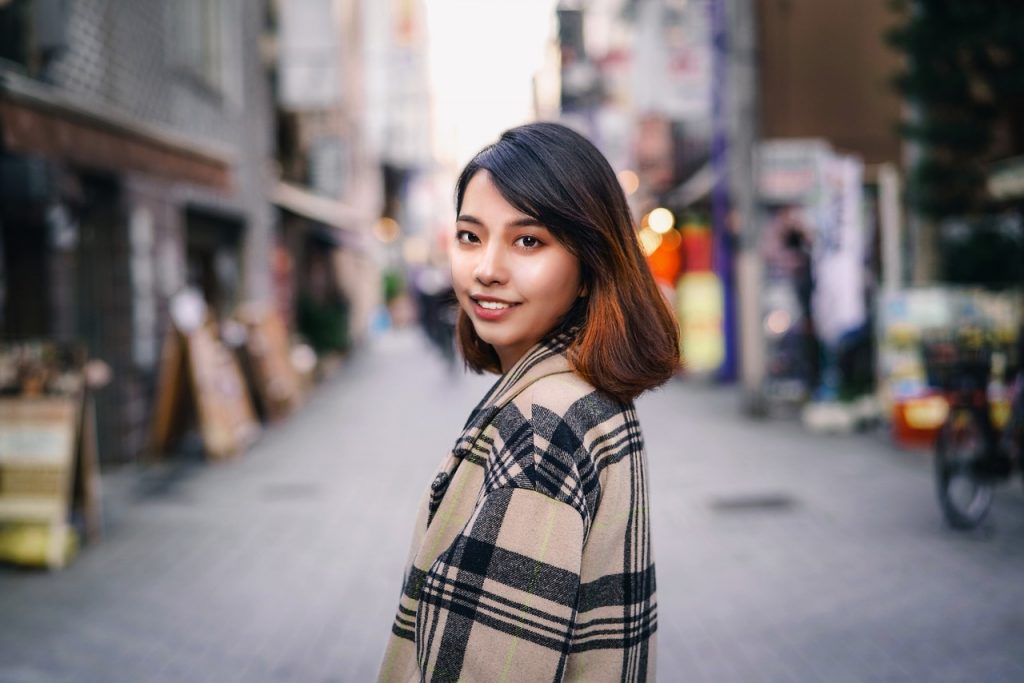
413, 263, 457, 369
377, 123, 678, 682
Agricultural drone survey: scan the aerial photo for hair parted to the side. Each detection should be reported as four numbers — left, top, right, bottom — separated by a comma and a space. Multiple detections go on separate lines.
454, 122, 680, 402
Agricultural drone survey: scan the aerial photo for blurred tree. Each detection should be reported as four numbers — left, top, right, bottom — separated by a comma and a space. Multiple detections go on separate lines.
887, 0, 1024, 219
940, 217, 1024, 289
297, 292, 351, 354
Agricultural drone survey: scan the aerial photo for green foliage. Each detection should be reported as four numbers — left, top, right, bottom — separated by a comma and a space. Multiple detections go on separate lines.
940, 217, 1024, 289
382, 270, 405, 304
886, 0, 1024, 220
297, 293, 351, 353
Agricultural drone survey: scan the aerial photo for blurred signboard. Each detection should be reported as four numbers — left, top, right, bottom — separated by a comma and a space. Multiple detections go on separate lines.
0, 398, 77, 520
150, 293, 260, 461
632, 0, 712, 122
277, 0, 342, 110
813, 155, 866, 346
236, 306, 304, 423
188, 327, 260, 458
677, 271, 726, 374
757, 139, 831, 204
0, 342, 101, 569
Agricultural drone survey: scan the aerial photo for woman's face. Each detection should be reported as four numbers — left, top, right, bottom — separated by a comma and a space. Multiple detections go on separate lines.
452, 170, 583, 371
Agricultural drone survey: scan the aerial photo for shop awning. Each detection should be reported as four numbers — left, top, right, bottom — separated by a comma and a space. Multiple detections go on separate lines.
270, 181, 367, 248
0, 71, 233, 189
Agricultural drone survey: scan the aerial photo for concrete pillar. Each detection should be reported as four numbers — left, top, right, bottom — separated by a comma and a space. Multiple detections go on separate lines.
725, 0, 766, 414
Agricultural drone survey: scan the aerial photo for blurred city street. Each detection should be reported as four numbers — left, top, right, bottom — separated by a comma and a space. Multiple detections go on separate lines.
1, 330, 1022, 683
2, 1, 1024, 682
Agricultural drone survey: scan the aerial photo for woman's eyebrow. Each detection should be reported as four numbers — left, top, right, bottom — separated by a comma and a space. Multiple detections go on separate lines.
508, 217, 545, 228
456, 215, 546, 229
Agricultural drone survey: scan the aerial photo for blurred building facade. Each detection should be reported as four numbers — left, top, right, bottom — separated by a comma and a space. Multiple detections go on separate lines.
756, 0, 903, 166
363, 0, 432, 321
270, 0, 380, 356
551, 0, 908, 410
752, 0, 905, 408
556, 0, 726, 374
0, 0, 277, 463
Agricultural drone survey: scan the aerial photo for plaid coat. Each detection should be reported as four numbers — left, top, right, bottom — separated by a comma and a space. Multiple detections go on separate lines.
377, 333, 657, 682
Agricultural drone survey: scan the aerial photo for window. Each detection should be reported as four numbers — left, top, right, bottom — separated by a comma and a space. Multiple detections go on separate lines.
166, 0, 223, 93
0, 0, 32, 71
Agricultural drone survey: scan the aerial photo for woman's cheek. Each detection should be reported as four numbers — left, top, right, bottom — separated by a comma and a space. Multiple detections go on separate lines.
450, 254, 474, 290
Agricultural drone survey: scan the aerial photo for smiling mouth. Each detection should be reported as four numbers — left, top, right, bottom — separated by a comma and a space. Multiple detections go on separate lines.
471, 297, 520, 311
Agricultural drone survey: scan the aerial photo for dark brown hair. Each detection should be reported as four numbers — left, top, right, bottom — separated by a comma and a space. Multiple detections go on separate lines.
454, 122, 679, 402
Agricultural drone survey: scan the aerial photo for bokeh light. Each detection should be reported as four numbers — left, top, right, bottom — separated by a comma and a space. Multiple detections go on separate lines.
618, 169, 640, 195
648, 207, 675, 234
638, 227, 663, 256
374, 217, 401, 243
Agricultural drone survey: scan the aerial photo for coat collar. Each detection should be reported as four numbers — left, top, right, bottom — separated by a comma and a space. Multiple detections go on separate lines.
481, 329, 576, 410
453, 329, 576, 456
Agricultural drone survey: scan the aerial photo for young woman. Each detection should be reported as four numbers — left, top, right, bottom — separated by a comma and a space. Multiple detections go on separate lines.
377, 122, 679, 682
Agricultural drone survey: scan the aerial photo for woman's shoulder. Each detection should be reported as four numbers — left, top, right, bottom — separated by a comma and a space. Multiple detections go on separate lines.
532, 368, 629, 405
523, 370, 633, 436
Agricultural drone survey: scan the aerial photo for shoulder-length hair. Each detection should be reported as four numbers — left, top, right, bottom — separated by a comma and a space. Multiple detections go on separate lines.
454, 122, 679, 402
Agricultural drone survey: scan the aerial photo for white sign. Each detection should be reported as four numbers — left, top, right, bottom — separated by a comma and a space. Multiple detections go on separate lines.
278, 0, 341, 110
812, 156, 867, 344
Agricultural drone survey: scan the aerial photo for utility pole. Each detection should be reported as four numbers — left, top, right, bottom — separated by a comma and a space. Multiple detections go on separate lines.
710, 0, 736, 382
714, 0, 764, 414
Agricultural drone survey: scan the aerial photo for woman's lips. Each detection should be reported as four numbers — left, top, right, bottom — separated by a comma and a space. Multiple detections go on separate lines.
470, 297, 520, 321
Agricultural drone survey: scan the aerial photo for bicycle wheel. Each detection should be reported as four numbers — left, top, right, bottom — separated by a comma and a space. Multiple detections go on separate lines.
935, 405, 994, 529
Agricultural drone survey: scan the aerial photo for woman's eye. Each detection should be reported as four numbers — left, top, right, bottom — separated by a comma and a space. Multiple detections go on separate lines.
456, 230, 479, 244
515, 235, 541, 249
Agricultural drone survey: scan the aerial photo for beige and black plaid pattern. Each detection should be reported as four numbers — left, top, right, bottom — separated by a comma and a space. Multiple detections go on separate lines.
379, 333, 657, 682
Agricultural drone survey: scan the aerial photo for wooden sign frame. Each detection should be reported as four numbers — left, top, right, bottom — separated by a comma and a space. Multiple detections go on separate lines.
0, 390, 102, 569
149, 322, 260, 461
237, 307, 304, 422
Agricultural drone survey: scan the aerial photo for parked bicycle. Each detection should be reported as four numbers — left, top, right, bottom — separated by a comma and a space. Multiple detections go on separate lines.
932, 328, 1024, 530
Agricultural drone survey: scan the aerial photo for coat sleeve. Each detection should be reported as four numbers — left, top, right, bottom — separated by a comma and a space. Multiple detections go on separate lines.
415, 486, 584, 683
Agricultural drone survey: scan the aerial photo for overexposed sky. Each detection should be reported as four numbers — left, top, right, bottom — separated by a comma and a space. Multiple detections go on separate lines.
425, 0, 558, 170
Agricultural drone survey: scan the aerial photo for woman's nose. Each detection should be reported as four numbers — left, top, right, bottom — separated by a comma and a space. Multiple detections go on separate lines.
473, 243, 507, 285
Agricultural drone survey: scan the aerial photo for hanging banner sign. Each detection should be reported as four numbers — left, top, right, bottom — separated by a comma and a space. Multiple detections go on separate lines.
677, 271, 726, 374
812, 155, 867, 345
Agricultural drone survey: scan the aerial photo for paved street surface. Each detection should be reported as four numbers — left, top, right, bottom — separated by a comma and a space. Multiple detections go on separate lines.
2, 329, 1023, 683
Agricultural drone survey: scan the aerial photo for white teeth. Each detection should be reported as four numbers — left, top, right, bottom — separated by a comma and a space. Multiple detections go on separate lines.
478, 300, 511, 310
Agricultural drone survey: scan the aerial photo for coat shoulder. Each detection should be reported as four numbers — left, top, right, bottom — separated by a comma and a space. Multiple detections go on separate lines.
526, 371, 631, 441
486, 371, 633, 487
489, 372, 629, 534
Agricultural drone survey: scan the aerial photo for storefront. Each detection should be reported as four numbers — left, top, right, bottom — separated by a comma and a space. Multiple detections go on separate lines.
270, 181, 376, 360
875, 157, 1024, 447
756, 139, 871, 411
1, 75, 234, 464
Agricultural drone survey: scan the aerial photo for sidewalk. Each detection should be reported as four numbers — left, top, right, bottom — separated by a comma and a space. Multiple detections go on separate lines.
1, 329, 1023, 683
